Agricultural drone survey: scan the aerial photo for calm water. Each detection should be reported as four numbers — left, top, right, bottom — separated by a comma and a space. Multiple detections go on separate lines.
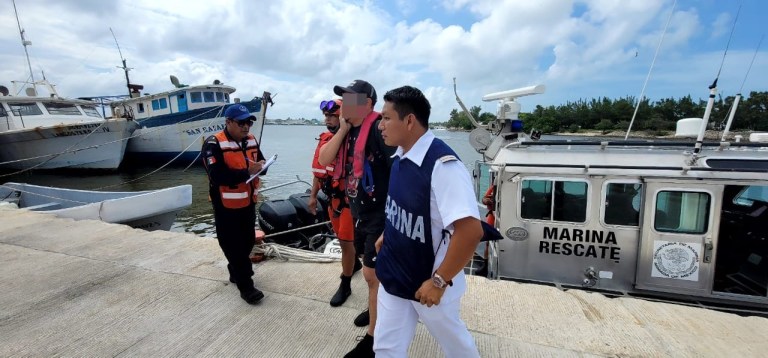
1, 125, 482, 237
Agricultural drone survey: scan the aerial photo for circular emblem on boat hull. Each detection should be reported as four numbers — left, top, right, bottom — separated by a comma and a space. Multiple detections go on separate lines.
652, 241, 699, 280
505, 227, 528, 241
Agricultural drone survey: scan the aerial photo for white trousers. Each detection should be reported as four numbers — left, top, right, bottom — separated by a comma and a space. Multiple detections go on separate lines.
373, 284, 479, 358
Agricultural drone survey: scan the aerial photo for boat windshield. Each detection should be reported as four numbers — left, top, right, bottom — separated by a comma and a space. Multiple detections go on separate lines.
9, 102, 43, 116
734, 186, 768, 207
43, 102, 82, 115
80, 106, 102, 118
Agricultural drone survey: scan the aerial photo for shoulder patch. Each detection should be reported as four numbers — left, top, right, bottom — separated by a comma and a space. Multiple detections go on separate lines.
438, 155, 458, 163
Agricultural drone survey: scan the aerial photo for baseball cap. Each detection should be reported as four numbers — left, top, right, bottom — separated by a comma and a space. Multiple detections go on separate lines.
333, 80, 377, 105
224, 104, 254, 121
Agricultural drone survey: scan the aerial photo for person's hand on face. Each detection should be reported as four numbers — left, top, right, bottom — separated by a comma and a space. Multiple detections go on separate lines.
341, 93, 368, 120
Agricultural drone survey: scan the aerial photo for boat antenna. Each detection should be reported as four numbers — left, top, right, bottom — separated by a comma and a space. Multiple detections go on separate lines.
110, 27, 132, 97
453, 77, 486, 129
693, 2, 741, 154
12, 0, 35, 88
624, 0, 676, 140
721, 34, 763, 141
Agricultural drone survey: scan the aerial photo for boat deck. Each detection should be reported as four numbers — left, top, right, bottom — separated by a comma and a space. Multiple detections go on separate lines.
2, 206, 767, 357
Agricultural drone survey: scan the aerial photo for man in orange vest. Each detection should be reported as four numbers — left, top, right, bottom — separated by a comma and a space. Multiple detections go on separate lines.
308, 98, 362, 307
202, 104, 267, 305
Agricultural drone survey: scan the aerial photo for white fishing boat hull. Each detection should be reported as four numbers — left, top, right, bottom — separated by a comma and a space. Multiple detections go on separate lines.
0, 182, 192, 231
110, 85, 268, 164
0, 118, 136, 170
126, 109, 264, 163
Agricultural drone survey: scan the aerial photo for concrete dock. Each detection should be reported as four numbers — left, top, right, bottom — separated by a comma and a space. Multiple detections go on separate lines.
2, 207, 767, 357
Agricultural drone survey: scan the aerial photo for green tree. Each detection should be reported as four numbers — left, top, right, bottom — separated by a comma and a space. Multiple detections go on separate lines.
595, 119, 614, 134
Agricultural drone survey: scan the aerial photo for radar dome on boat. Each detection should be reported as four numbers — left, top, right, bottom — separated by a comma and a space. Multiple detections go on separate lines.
749, 132, 768, 143
170, 75, 180, 87
675, 117, 703, 138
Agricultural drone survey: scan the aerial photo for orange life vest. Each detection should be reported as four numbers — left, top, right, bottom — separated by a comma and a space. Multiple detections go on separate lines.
214, 131, 261, 209
311, 131, 335, 179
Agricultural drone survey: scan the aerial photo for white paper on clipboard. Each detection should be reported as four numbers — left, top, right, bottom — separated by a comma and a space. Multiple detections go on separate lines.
246, 154, 277, 184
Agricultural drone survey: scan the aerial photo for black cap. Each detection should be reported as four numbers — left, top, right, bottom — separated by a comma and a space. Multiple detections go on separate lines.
333, 80, 377, 105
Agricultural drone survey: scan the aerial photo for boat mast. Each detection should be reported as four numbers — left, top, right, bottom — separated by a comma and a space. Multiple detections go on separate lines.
12, 0, 35, 89
624, 0, 677, 140
694, 3, 741, 154
721, 35, 763, 141
110, 28, 132, 97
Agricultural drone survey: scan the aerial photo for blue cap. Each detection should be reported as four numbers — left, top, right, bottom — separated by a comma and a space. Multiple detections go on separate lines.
224, 104, 254, 121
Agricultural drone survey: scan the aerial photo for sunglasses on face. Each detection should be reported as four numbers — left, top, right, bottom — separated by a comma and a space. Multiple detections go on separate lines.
232, 119, 254, 127
319, 100, 341, 114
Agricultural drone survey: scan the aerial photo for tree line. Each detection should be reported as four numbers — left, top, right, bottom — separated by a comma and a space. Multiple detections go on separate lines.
442, 91, 768, 135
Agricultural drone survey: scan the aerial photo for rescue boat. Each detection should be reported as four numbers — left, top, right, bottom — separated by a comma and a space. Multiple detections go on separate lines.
458, 81, 768, 312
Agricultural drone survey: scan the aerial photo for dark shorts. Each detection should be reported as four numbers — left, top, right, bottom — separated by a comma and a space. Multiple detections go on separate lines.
353, 215, 385, 268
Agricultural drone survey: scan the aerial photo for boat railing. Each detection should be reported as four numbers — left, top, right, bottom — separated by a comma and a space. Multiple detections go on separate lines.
259, 175, 312, 193
507, 139, 768, 149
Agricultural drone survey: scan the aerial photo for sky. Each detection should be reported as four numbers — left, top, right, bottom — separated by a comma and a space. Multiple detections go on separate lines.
1, 0, 766, 122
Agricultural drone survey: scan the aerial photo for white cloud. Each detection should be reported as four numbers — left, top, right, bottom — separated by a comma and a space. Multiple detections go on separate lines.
1, 0, 764, 124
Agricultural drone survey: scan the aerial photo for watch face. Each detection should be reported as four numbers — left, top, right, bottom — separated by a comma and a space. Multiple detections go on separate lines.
432, 275, 446, 288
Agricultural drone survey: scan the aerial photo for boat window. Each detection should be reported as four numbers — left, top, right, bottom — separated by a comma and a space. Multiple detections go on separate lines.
216, 92, 225, 102
151, 98, 168, 111
474, 161, 493, 203
81, 106, 102, 118
191, 92, 203, 103
9, 102, 43, 116
604, 183, 642, 226
554, 181, 588, 222
225, 93, 230, 103
203, 92, 215, 102
0, 106, 7, 117
43, 102, 82, 115
521, 179, 588, 222
733, 186, 768, 207
137, 103, 145, 113
655, 191, 710, 234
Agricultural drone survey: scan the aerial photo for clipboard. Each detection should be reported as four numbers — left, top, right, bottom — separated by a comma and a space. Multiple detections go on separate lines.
246, 154, 277, 184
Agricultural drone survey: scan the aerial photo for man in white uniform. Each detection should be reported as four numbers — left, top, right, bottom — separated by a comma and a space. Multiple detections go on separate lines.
374, 85, 482, 357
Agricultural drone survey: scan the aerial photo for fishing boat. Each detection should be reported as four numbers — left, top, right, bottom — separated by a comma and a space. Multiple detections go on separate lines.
0, 2, 135, 171
109, 75, 271, 165
455, 80, 768, 312
0, 82, 136, 170
0, 182, 193, 231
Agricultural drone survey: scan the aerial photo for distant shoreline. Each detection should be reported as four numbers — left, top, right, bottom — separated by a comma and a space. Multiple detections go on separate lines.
552, 129, 754, 140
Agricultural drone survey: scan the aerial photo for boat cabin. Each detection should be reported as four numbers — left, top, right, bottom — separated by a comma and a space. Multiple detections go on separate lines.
478, 140, 768, 308
462, 83, 768, 311
0, 81, 104, 132
110, 84, 235, 121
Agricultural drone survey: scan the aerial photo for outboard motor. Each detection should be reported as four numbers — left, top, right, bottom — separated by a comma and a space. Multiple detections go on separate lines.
258, 199, 304, 247
257, 191, 333, 250
288, 192, 332, 247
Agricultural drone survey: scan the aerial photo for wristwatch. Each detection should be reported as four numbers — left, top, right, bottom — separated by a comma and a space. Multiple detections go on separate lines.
432, 273, 453, 289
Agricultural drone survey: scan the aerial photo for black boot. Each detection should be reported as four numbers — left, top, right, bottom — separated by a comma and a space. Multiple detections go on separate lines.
240, 287, 265, 304
237, 279, 264, 305
330, 275, 352, 307
353, 309, 370, 327
344, 333, 374, 358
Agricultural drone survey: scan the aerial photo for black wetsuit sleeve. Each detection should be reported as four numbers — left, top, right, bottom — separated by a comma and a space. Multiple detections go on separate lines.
202, 136, 250, 186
